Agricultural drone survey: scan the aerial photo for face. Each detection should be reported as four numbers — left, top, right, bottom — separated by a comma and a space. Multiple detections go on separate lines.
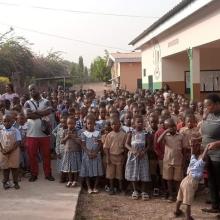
185, 117, 195, 129
29, 84, 39, 99
124, 113, 132, 126
165, 121, 177, 134
67, 118, 75, 130
99, 108, 106, 119
17, 115, 26, 125
86, 119, 95, 131
60, 118, 67, 128
111, 120, 121, 132
204, 99, 215, 113
3, 115, 12, 129
5, 84, 12, 93
119, 99, 126, 110
158, 118, 165, 129
197, 102, 204, 114
135, 117, 143, 130
132, 107, 140, 117
149, 117, 158, 131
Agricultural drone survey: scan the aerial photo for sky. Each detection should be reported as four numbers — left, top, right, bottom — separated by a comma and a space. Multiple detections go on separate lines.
0, 0, 181, 66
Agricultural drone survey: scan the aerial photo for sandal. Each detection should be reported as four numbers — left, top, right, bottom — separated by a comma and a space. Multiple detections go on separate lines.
93, 188, 99, 193
71, 181, 77, 187
174, 209, 184, 217
132, 191, 139, 200
88, 188, 93, 194
66, 181, 72, 187
141, 192, 150, 201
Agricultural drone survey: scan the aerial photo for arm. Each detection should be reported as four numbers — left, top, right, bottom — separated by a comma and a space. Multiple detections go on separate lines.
125, 132, 132, 152
207, 140, 220, 150
157, 129, 170, 144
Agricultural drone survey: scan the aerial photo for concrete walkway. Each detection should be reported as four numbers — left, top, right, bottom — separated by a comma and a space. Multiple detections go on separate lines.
0, 162, 81, 220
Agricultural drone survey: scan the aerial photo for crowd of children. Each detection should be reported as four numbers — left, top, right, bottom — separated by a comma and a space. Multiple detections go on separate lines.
0, 84, 217, 220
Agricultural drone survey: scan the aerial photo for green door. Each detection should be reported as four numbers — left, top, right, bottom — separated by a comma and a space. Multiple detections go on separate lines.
148, 75, 153, 90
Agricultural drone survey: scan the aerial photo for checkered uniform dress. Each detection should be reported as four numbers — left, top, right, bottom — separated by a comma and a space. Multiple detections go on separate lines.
80, 130, 103, 177
125, 130, 150, 182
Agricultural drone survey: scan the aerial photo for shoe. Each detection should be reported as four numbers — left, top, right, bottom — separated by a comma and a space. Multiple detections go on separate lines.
3, 182, 10, 190
109, 188, 115, 195
71, 181, 78, 187
29, 176, 38, 182
66, 181, 72, 187
88, 188, 93, 194
153, 188, 160, 197
14, 183, 20, 190
45, 175, 55, 181
93, 188, 99, 193
167, 196, 175, 203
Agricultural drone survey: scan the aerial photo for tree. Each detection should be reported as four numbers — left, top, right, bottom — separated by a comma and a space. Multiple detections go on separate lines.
90, 50, 111, 82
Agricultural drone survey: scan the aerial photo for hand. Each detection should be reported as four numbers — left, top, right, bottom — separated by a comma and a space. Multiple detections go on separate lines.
57, 154, 62, 159
1, 148, 9, 155
165, 128, 172, 133
207, 142, 219, 150
106, 157, 111, 165
138, 150, 145, 159
131, 148, 137, 155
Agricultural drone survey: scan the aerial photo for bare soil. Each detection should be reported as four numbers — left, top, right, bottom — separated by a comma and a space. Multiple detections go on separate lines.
75, 189, 218, 220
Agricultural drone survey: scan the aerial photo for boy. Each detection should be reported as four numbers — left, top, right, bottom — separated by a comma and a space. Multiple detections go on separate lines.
103, 117, 127, 195
175, 134, 208, 220
157, 118, 184, 202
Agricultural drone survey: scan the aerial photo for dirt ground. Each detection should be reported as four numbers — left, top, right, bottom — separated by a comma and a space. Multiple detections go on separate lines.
75, 189, 219, 220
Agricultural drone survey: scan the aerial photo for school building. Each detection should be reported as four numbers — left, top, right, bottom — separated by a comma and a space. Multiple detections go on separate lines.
129, 0, 220, 100
108, 52, 142, 92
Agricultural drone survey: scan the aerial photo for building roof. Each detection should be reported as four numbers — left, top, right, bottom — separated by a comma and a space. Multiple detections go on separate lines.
109, 51, 141, 63
129, 0, 195, 45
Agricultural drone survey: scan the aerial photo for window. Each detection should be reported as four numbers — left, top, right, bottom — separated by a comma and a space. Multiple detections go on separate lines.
143, 69, 146, 77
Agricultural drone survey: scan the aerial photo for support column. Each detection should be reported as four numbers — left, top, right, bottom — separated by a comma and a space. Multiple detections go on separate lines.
188, 48, 200, 100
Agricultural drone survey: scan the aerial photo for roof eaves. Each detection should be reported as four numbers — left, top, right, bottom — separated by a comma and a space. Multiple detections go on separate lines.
129, 0, 195, 46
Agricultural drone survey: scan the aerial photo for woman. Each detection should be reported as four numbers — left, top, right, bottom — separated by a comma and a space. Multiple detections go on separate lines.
201, 94, 220, 213
1, 83, 19, 102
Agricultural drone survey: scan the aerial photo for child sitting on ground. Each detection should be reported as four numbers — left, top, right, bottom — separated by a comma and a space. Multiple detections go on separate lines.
174, 134, 208, 220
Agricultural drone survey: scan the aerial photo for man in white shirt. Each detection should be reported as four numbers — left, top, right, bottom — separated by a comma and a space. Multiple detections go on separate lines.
24, 84, 55, 182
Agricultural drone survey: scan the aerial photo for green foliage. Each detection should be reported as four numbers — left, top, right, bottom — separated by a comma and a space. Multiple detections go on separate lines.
90, 50, 111, 82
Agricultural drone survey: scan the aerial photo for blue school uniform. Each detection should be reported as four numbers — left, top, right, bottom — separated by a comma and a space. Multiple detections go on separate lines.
125, 130, 150, 182
80, 130, 103, 177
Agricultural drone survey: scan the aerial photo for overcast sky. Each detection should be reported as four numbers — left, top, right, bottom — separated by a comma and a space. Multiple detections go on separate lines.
0, 0, 181, 66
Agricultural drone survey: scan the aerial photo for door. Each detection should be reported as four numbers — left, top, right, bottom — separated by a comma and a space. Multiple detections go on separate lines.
137, 78, 142, 89
148, 75, 153, 90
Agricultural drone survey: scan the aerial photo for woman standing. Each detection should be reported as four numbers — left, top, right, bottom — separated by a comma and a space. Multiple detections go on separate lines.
201, 94, 220, 213
1, 83, 19, 103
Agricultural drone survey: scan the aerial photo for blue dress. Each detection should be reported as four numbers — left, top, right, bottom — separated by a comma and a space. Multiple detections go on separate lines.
80, 130, 103, 177
125, 130, 150, 182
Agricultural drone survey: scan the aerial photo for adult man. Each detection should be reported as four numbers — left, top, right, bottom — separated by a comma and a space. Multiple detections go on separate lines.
24, 84, 54, 182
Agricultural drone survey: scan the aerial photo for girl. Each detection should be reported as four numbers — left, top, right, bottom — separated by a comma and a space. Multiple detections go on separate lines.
61, 116, 82, 187
0, 114, 22, 190
122, 111, 133, 133
80, 115, 103, 194
125, 115, 150, 200
52, 115, 68, 182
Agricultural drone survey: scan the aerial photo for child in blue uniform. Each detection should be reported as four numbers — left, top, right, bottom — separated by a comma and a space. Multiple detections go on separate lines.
80, 115, 103, 194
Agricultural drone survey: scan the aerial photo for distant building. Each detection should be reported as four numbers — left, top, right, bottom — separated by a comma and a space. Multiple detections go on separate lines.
130, 0, 220, 100
108, 52, 142, 92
